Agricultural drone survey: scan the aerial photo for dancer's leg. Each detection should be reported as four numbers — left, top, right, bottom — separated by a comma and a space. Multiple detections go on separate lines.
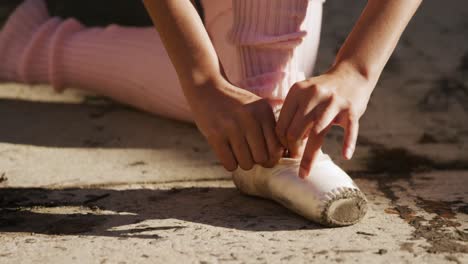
0, 0, 192, 121
204, 0, 325, 157
203, 0, 324, 101
0, 0, 322, 122
202, 0, 367, 226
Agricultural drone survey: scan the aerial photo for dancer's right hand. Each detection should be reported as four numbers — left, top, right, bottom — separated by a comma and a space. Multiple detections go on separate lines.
143, 0, 282, 171
187, 78, 284, 171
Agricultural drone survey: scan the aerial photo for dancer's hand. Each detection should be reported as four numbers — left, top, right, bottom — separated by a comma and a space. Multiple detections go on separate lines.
143, 1, 283, 171
276, 64, 373, 178
189, 78, 284, 171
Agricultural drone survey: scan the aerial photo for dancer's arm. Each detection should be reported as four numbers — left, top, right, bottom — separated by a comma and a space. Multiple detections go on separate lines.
143, 0, 283, 170
276, 0, 422, 178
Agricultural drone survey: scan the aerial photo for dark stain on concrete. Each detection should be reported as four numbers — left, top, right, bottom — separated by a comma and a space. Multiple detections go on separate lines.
400, 242, 414, 253
128, 161, 147, 167
25, 238, 36, 244
375, 249, 388, 255
366, 147, 434, 176
355, 137, 468, 254
416, 198, 467, 219
334, 249, 363, 254
356, 231, 376, 236
419, 77, 468, 112
354, 145, 428, 202
391, 205, 468, 254
354, 137, 468, 183
367, 146, 468, 176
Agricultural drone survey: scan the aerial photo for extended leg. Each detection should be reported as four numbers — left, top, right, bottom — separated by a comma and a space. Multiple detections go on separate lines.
0, 0, 192, 121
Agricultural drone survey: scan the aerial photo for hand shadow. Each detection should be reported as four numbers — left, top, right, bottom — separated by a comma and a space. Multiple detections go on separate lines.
0, 186, 327, 239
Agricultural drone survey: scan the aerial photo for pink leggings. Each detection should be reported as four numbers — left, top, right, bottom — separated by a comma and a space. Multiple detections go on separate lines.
0, 0, 324, 122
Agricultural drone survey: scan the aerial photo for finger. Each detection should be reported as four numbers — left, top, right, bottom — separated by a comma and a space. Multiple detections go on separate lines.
276, 92, 298, 148
286, 111, 308, 158
261, 115, 284, 167
286, 100, 329, 158
244, 119, 269, 165
209, 139, 238, 171
229, 133, 254, 170
313, 99, 342, 135
299, 127, 329, 178
343, 114, 359, 160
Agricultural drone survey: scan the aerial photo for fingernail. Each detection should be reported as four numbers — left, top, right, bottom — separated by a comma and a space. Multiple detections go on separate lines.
345, 148, 354, 159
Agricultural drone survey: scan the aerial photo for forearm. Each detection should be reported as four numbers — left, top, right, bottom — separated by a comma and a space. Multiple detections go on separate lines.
332, 0, 422, 84
143, 0, 223, 98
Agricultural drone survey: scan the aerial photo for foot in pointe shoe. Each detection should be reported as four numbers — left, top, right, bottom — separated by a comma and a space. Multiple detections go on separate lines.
232, 154, 368, 227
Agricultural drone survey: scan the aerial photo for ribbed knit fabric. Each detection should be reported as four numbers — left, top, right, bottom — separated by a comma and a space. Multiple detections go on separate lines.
1, 0, 324, 121
0, 0, 49, 81
230, 0, 324, 100
0, 0, 192, 121
204, 0, 324, 101
56, 23, 192, 121
230, 0, 309, 99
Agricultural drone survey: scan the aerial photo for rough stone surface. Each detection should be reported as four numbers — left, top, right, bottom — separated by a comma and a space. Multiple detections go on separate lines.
1, 0, 467, 263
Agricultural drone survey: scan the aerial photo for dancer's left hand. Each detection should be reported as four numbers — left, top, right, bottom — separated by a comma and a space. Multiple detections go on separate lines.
276, 64, 374, 178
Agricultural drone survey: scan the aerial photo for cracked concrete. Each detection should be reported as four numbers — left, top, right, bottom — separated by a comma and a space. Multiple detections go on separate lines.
0, 0, 467, 263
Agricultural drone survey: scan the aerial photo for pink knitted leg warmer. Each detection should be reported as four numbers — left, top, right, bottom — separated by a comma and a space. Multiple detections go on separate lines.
0, 0, 192, 122
0, 0, 49, 82
204, 0, 324, 102
1, 0, 323, 121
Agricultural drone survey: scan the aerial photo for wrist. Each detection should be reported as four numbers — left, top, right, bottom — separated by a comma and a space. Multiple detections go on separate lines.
330, 60, 379, 85
327, 61, 377, 95
182, 71, 226, 97
326, 61, 375, 117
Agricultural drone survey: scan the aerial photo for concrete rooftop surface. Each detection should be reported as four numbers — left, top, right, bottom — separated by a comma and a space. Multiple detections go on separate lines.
0, 0, 467, 263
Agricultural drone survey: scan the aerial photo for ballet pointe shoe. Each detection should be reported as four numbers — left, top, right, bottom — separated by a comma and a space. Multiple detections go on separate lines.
232, 154, 367, 227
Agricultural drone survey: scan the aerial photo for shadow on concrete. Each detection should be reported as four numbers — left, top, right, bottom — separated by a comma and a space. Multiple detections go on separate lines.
0, 98, 202, 149
0, 187, 326, 238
